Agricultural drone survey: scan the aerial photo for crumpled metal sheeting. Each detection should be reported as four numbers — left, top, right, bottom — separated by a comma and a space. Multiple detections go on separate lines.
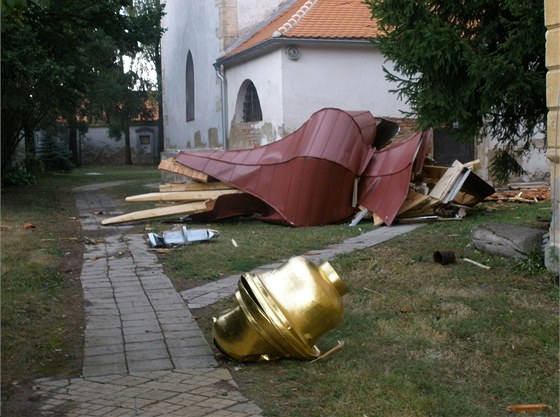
175, 108, 377, 227
148, 226, 219, 248
358, 130, 432, 226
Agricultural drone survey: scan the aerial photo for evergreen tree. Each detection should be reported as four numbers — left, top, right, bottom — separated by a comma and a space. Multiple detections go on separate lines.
366, 0, 547, 183
1, 0, 164, 176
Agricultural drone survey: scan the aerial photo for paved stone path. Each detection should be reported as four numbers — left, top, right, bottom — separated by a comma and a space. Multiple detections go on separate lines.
33, 185, 421, 416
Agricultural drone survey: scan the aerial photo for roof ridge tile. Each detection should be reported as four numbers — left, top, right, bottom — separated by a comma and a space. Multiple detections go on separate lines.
272, 0, 319, 38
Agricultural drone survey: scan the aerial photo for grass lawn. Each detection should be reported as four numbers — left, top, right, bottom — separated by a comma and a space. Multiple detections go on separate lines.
0, 165, 160, 413
1, 165, 558, 417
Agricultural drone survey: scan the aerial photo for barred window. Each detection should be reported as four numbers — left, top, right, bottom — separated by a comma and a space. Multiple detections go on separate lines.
242, 82, 262, 122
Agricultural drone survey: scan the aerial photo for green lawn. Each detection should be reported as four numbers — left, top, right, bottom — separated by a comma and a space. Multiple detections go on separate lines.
1, 166, 557, 417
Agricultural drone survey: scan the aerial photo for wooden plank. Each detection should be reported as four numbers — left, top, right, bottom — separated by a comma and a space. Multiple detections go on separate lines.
397, 197, 441, 218
452, 191, 480, 206
463, 159, 481, 170
159, 182, 235, 192
158, 157, 209, 182
428, 160, 465, 202
125, 189, 242, 203
397, 189, 430, 215
372, 211, 385, 226
101, 201, 213, 225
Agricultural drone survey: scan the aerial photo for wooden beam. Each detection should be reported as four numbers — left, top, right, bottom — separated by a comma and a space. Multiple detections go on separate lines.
101, 200, 213, 225
125, 189, 242, 203
158, 157, 209, 182
397, 189, 430, 215
428, 160, 466, 202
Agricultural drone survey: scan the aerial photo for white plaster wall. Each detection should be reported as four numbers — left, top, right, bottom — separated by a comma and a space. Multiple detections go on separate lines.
80, 125, 159, 163
236, 0, 289, 34
225, 51, 284, 143
161, 0, 222, 150
281, 44, 410, 131
477, 132, 550, 183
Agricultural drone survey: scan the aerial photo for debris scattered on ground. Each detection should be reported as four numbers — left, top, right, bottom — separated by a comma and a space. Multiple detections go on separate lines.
147, 226, 219, 248
462, 258, 491, 270
101, 108, 499, 227
506, 404, 550, 412
433, 250, 456, 265
485, 185, 550, 203
84, 236, 106, 245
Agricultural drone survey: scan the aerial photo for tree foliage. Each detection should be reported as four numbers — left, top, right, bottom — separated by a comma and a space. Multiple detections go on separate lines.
366, 0, 547, 182
1, 0, 164, 176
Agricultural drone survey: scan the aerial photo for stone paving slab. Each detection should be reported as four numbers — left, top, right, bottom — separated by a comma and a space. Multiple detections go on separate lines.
32, 188, 419, 416
36, 369, 263, 417
32, 190, 264, 416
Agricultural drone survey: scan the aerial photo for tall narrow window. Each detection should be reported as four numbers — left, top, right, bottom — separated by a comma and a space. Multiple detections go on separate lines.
242, 82, 262, 122
186, 51, 195, 122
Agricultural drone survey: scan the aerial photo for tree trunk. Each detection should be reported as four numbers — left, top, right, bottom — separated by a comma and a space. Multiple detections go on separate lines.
24, 125, 35, 158
1, 115, 22, 177
155, 37, 164, 164
68, 128, 81, 167
125, 125, 133, 165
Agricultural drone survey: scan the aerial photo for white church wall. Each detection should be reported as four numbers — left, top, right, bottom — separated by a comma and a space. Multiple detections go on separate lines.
281, 44, 410, 131
224, 51, 285, 147
161, 1, 223, 150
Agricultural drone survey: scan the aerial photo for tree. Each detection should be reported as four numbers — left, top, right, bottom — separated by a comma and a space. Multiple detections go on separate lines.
366, 0, 547, 183
128, 0, 165, 163
0, 0, 165, 177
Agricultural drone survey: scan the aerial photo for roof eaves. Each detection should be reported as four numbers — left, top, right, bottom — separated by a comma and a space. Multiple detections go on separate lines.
215, 38, 283, 69
215, 37, 375, 69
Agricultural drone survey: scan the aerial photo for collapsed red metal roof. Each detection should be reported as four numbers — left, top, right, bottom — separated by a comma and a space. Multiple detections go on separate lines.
176, 108, 377, 226
358, 130, 432, 226
175, 108, 433, 227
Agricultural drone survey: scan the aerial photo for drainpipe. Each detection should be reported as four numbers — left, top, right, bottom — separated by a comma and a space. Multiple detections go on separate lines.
216, 65, 229, 150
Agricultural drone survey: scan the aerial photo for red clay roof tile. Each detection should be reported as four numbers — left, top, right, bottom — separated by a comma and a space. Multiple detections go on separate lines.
222, 0, 380, 59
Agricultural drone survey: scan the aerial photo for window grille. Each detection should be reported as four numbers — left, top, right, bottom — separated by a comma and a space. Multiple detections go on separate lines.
242, 82, 262, 122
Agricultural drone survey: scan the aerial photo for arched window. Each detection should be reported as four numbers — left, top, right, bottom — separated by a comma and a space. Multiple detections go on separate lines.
242, 81, 262, 122
186, 51, 195, 122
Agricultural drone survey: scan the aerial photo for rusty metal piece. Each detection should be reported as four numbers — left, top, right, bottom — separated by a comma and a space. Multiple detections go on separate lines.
212, 256, 348, 362
433, 250, 456, 265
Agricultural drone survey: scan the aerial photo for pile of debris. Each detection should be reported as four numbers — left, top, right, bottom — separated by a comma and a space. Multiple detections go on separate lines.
102, 108, 495, 227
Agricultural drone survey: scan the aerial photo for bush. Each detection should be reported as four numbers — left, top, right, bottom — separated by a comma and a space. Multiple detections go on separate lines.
38, 135, 74, 173
1, 157, 44, 186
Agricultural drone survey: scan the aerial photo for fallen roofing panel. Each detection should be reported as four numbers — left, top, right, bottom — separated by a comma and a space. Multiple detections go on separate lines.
358, 130, 432, 226
175, 108, 377, 226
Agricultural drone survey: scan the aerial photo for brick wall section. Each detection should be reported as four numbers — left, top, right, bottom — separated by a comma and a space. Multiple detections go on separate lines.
545, 0, 559, 274
386, 117, 419, 142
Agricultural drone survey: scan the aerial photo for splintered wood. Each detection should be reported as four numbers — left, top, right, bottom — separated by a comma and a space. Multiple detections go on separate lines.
125, 189, 242, 203
105, 155, 499, 227
358, 159, 497, 226
158, 157, 209, 182
101, 156, 241, 225
101, 201, 214, 225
